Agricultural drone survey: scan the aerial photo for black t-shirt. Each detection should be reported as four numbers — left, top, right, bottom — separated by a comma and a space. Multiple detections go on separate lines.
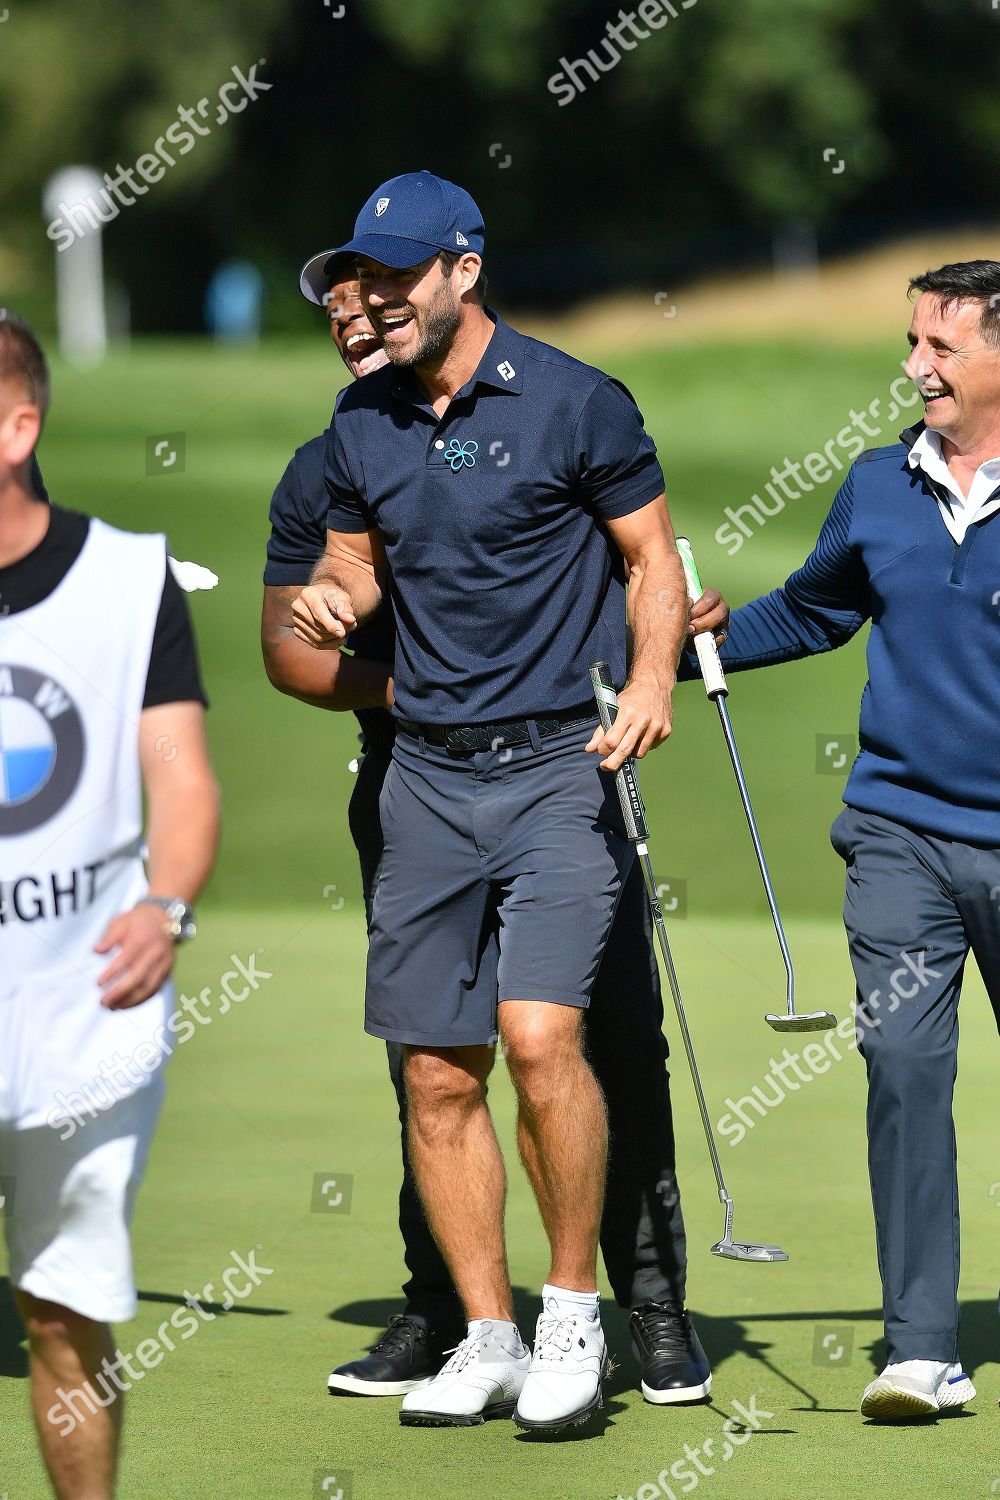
0, 503, 207, 709
265, 430, 394, 745
30, 453, 48, 501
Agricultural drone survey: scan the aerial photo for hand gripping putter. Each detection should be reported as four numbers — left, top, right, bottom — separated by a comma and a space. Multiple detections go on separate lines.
589, 661, 788, 1263
675, 537, 837, 1034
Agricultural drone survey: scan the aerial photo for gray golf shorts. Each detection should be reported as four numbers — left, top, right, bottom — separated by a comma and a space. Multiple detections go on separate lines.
365, 718, 635, 1048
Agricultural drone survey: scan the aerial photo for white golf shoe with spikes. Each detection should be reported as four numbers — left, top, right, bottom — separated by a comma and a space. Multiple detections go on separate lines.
399, 1320, 530, 1427
514, 1296, 609, 1431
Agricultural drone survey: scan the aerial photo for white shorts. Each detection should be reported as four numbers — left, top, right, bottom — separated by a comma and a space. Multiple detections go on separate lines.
0, 1077, 163, 1323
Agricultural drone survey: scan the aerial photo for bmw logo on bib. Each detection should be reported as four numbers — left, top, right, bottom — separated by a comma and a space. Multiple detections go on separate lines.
0, 665, 85, 835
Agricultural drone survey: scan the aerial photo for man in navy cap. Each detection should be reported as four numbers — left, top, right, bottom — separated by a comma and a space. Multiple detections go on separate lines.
293, 172, 691, 1431
263, 246, 718, 1410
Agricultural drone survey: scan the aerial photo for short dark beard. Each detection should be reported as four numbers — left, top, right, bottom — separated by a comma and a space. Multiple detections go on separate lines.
383, 283, 461, 368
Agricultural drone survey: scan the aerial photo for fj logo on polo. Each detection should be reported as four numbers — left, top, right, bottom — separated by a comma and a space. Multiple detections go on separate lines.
375, 197, 390, 216
497, 361, 516, 382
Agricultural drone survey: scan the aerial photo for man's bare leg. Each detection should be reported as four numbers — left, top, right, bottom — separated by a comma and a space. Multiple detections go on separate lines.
404, 1043, 514, 1320
499, 1001, 607, 1290
15, 1291, 120, 1500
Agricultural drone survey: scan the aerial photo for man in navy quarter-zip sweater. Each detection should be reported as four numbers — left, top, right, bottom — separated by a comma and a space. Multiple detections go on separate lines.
688, 261, 1000, 1423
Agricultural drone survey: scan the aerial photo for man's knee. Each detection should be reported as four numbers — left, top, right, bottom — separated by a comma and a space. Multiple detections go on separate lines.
404, 1045, 493, 1129
15, 1293, 104, 1355
858, 1012, 956, 1094
501, 1002, 585, 1098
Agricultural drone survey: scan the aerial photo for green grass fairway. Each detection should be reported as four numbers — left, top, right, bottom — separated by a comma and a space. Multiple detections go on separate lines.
2, 912, 996, 1499
2, 333, 997, 1496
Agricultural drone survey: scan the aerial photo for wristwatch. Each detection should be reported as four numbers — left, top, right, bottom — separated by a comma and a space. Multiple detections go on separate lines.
139, 896, 198, 943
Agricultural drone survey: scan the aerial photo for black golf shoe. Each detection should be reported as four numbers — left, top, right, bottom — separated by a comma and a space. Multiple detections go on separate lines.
328, 1314, 461, 1397
630, 1301, 712, 1404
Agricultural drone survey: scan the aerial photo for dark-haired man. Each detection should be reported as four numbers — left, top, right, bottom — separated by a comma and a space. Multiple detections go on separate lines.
263, 244, 720, 1412
0, 313, 219, 1497
293, 171, 696, 1431
692, 261, 1000, 1422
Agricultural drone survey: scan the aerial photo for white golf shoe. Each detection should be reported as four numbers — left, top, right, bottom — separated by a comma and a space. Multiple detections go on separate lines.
860, 1359, 976, 1422
514, 1296, 609, 1431
398, 1320, 530, 1427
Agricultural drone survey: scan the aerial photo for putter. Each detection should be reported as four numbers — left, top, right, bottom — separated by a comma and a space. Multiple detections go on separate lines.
675, 538, 837, 1035
589, 661, 787, 1263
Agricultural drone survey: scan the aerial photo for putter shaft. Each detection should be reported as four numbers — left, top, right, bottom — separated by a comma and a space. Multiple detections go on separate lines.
636, 845, 733, 1215
675, 537, 835, 1033
590, 658, 789, 1261
714, 694, 795, 1016
589, 663, 733, 1216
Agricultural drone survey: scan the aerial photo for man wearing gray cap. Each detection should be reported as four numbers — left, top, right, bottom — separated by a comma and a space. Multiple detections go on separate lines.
294, 171, 688, 1432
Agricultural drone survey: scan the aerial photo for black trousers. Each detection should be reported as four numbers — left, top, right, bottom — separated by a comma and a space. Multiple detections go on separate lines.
349, 740, 689, 1327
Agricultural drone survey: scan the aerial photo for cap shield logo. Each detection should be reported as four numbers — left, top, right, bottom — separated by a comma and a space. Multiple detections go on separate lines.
375, 197, 390, 217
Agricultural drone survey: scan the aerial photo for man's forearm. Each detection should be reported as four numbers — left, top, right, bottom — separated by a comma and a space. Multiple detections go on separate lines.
267, 641, 393, 712
626, 547, 688, 691
677, 478, 869, 681
262, 585, 392, 709
309, 551, 383, 627
678, 588, 853, 681
145, 784, 220, 904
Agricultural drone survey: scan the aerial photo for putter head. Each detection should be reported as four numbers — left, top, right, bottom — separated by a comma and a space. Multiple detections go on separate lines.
765, 1011, 837, 1033
712, 1238, 789, 1263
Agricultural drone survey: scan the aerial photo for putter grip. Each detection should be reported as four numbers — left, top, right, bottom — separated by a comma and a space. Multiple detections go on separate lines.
588, 661, 649, 844
676, 537, 728, 700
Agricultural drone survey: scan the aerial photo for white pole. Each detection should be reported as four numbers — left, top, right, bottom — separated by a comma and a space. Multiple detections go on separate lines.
42, 166, 108, 364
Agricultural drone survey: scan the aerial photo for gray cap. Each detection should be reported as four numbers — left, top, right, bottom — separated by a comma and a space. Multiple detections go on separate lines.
298, 248, 358, 307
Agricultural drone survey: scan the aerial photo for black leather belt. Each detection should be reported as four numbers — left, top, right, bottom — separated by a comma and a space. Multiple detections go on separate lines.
396, 703, 595, 755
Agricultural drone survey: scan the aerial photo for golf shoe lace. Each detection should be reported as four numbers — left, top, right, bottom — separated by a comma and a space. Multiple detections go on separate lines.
533, 1311, 579, 1363
438, 1327, 489, 1375
370, 1315, 424, 1357
635, 1302, 689, 1356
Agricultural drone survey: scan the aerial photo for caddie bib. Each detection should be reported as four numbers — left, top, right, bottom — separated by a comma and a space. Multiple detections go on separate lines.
0, 518, 176, 1127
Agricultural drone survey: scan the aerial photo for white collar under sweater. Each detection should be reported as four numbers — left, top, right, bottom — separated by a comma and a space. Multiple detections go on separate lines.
907, 427, 1000, 544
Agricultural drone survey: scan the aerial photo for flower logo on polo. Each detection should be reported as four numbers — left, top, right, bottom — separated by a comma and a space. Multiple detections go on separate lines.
443, 439, 479, 472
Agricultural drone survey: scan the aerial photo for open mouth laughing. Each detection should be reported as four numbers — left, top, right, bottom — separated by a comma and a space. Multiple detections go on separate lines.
343, 330, 388, 378
376, 307, 416, 344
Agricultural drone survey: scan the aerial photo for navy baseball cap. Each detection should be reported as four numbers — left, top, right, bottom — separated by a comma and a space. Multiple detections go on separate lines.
298, 248, 359, 307
330, 170, 486, 270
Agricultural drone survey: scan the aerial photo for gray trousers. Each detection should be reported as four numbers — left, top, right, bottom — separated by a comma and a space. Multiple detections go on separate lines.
831, 806, 1000, 1363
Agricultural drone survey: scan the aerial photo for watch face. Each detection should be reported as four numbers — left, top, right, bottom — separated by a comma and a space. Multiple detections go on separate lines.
152, 899, 196, 941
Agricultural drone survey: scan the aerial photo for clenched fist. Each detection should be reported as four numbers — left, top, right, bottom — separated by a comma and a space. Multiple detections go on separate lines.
291, 585, 357, 649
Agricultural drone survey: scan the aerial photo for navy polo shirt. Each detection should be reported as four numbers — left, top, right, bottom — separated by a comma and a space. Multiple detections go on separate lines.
325, 313, 665, 723
264, 431, 396, 745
